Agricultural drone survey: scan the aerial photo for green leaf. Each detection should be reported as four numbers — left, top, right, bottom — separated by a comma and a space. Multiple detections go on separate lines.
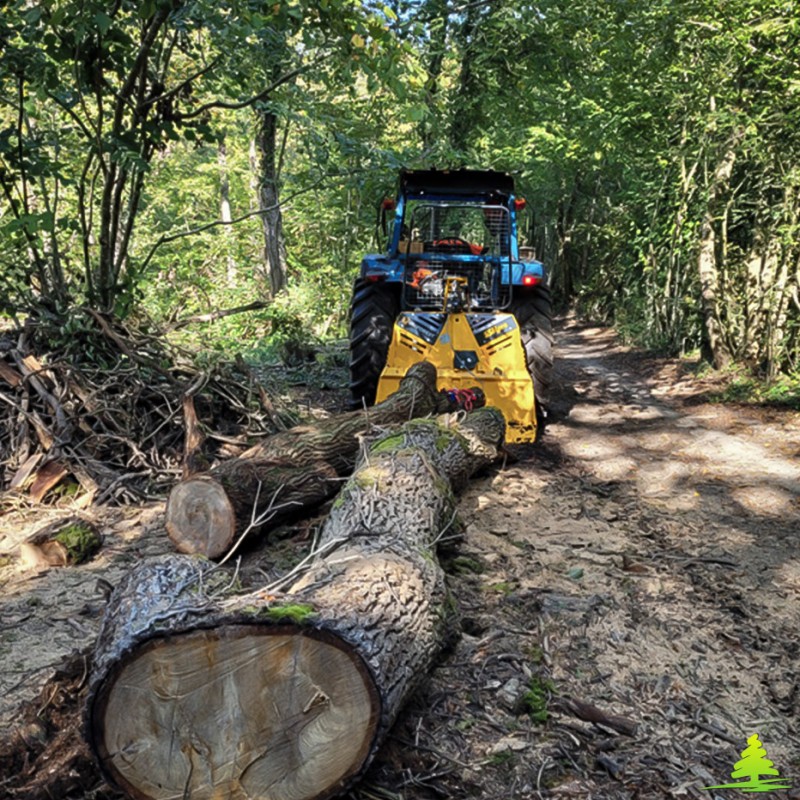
94, 12, 112, 35
139, 0, 156, 20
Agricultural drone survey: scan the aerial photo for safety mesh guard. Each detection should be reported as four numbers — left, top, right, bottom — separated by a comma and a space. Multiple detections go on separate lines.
400, 203, 512, 311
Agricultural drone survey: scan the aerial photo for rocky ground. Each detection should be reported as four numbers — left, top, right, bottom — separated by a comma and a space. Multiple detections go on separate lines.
1, 318, 799, 799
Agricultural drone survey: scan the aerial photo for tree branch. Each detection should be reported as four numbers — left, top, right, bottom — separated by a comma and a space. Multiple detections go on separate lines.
140, 57, 223, 112
175, 61, 314, 122
137, 176, 327, 275
167, 301, 270, 332
113, 7, 171, 132
16, 75, 30, 218
0, 160, 48, 289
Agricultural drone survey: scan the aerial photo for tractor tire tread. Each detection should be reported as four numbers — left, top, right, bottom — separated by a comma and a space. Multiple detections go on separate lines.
347, 279, 401, 409
510, 284, 554, 422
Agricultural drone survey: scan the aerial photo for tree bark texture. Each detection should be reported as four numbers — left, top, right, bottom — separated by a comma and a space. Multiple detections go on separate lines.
165, 361, 485, 558
255, 107, 288, 296
86, 407, 505, 800
698, 132, 741, 368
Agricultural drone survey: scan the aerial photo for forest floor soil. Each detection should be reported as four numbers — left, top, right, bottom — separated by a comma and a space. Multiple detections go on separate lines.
1, 317, 799, 799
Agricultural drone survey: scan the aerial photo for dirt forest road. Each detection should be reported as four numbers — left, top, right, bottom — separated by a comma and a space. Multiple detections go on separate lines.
395, 320, 800, 800
2, 319, 800, 799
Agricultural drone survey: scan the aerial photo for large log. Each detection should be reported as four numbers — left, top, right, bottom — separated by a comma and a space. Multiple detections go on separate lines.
86, 407, 505, 800
165, 361, 483, 559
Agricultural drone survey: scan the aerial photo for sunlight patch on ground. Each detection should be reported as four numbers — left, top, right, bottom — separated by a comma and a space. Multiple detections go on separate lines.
775, 560, 800, 592
589, 458, 639, 481
560, 436, 624, 461
636, 461, 692, 497
731, 485, 798, 517
634, 431, 687, 452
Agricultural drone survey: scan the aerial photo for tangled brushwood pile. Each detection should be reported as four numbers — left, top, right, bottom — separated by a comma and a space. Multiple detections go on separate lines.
0, 308, 294, 508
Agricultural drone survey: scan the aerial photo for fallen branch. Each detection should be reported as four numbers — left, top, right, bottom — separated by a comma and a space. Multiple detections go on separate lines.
0, 312, 290, 504
167, 300, 270, 332
556, 697, 638, 736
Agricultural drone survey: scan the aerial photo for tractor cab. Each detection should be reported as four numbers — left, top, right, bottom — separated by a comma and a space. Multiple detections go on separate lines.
367, 169, 544, 307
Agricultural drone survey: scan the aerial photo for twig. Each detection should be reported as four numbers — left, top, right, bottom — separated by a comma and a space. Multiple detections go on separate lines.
227, 534, 350, 604
94, 471, 151, 504
217, 481, 303, 567
167, 300, 270, 332
390, 736, 477, 771
432, 507, 460, 545
536, 757, 552, 794
691, 720, 739, 745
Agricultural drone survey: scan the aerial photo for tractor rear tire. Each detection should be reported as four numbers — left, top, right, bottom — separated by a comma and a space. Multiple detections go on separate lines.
510, 284, 554, 424
348, 278, 401, 409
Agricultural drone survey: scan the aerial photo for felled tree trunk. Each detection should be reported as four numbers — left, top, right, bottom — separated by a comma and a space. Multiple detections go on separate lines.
86, 407, 505, 800
166, 361, 483, 559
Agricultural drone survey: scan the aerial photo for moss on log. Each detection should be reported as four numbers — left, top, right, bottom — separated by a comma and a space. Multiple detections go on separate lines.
18, 517, 102, 569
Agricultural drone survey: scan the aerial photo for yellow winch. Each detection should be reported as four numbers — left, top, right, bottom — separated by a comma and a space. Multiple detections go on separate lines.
375, 279, 537, 443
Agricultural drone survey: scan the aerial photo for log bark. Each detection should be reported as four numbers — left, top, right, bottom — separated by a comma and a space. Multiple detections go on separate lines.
166, 361, 483, 559
86, 407, 505, 800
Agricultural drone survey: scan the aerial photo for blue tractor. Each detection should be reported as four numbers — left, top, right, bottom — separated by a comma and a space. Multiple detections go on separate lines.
348, 169, 553, 441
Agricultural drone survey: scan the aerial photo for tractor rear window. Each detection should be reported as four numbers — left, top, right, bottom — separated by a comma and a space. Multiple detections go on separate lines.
399, 203, 512, 311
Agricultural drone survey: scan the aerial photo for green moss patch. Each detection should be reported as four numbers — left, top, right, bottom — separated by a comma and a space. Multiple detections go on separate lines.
370, 433, 406, 455
354, 466, 388, 490
448, 555, 484, 575
523, 675, 555, 724
53, 523, 101, 565
263, 603, 317, 624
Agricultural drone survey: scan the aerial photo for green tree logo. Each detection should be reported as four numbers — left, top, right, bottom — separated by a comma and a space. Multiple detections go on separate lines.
705, 733, 791, 793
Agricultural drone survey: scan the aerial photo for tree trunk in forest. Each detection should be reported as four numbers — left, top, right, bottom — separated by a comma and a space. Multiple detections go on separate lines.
698, 132, 741, 369
255, 107, 288, 296
744, 187, 797, 377
697, 216, 730, 368
165, 362, 484, 558
86, 408, 505, 800
419, 0, 449, 150
449, 2, 480, 157
555, 185, 577, 300
218, 140, 237, 286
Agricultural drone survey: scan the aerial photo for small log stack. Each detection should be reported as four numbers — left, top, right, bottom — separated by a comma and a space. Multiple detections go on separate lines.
86, 407, 505, 800
165, 361, 484, 559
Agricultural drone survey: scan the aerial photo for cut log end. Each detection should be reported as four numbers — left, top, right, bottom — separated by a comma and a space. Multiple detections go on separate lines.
92, 625, 380, 800
165, 477, 236, 558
